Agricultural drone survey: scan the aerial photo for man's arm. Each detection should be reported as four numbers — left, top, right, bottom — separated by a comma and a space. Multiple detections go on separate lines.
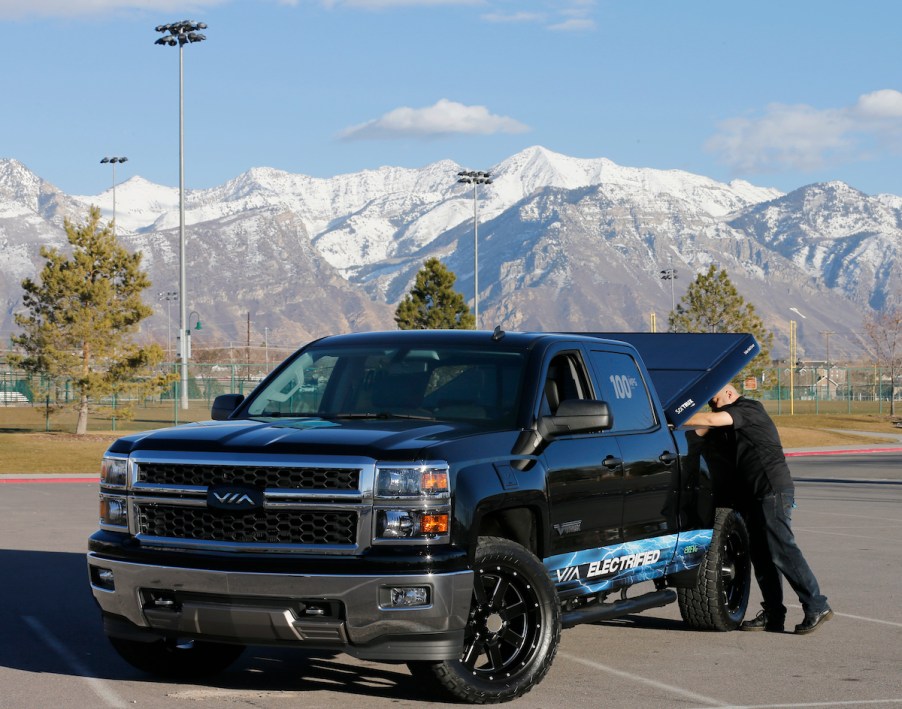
685, 410, 734, 428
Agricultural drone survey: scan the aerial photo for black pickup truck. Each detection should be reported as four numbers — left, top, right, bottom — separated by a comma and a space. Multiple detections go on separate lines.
88, 329, 758, 703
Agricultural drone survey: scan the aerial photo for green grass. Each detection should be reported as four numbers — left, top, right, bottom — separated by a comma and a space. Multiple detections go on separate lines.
771, 413, 900, 449
0, 400, 211, 434
0, 405, 898, 475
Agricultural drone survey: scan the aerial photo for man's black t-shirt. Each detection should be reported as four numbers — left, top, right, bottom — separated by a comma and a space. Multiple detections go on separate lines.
719, 396, 794, 498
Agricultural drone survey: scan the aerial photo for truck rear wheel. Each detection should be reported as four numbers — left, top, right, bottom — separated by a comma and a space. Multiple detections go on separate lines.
108, 636, 245, 678
408, 536, 560, 704
678, 507, 750, 631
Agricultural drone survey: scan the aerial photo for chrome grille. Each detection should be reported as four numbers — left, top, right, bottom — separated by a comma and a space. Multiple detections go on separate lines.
136, 463, 359, 490
136, 504, 357, 545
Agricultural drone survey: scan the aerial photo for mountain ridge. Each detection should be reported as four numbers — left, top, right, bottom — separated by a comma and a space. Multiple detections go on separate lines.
1, 147, 898, 360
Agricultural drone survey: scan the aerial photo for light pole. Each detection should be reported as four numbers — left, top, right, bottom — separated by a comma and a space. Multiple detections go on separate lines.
789, 307, 806, 415
155, 20, 207, 409
187, 311, 202, 360
158, 291, 178, 360
100, 156, 128, 235
457, 170, 492, 329
660, 259, 678, 311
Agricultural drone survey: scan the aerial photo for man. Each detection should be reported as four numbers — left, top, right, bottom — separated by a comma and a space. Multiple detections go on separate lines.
685, 384, 832, 634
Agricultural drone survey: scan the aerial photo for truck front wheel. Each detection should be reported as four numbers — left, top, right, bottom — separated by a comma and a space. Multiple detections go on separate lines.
108, 636, 245, 678
408, 536, 560, 704
677, 507, 751, 631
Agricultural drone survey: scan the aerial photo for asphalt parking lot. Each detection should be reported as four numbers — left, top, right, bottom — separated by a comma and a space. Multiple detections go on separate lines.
1, 452, 900, 709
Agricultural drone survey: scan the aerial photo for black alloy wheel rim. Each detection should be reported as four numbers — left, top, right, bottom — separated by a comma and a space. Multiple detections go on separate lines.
720, 529, 750, 612
461, 562, 543, 679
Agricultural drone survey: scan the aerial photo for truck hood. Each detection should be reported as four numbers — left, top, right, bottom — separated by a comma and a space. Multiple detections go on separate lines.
109, 417, 485, 460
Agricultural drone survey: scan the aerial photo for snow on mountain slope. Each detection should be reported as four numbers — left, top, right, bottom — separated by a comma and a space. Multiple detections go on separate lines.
1, 150, 898, 359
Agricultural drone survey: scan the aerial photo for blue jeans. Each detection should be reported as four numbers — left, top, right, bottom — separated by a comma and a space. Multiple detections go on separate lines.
744, 491, 829, 617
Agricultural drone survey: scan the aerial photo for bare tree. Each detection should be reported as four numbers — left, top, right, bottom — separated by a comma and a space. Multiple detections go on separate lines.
864, 307, 902, 417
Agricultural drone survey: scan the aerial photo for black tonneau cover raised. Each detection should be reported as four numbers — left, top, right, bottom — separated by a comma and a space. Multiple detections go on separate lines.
578, 332, 760, 427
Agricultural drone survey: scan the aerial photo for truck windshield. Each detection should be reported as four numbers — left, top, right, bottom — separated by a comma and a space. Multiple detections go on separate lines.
245, 345, 526, 428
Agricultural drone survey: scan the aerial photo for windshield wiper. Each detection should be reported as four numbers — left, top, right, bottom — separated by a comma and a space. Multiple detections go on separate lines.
323, 412, 436, 421
252, 412, 317, 419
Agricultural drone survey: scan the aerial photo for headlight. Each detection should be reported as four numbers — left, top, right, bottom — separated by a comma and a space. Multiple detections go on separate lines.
101, 456, 129, 488
373, 462, 451, 544
100, 495, 128, 529
376, 509, 450, 539
375, 464, 449, 499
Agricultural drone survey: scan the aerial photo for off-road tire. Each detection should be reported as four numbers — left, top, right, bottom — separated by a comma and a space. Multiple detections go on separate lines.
678, 507, 751, 631
407, 536, 561, 704
108, 636, 245, 678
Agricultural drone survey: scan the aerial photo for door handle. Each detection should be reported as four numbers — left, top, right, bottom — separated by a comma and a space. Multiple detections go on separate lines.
659, 451, 677, 465
603, 456, 622, 470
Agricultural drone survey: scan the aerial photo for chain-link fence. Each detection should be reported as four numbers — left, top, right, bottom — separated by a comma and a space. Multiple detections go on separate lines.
755, 365, 899, 416
0, 364, 898, 432
0, 362, 278, 432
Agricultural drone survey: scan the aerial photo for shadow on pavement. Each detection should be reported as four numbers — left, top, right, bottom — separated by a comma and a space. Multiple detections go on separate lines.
0, 548, 448, 702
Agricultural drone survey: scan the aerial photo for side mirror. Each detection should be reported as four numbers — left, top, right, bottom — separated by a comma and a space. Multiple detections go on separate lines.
538, 399, 613, 439
211, 394, 245, 420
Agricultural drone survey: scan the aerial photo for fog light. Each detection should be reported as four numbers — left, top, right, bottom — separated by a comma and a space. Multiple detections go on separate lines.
91, 566, 115, 590
388, 586, 429, 608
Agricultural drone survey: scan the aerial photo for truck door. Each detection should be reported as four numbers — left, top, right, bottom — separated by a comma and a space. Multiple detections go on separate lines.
587, 348, 679, 542
541, 350, 624, 555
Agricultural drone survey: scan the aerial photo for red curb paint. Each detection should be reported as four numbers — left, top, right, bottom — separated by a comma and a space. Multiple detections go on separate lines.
0, 477, 99, 484
786, 447, 902, 457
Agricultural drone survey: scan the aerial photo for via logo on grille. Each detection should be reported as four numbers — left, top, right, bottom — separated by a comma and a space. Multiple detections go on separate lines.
207, 484, 263, 511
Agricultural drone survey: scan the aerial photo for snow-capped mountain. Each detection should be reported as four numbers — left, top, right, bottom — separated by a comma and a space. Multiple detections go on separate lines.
1, 147, 898, 360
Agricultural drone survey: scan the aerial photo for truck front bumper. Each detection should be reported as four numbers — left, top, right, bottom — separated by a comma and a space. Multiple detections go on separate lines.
87, 552, 473, 661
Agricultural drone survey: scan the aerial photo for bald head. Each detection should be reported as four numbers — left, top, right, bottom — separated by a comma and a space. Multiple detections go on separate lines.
709, 384, 740, 411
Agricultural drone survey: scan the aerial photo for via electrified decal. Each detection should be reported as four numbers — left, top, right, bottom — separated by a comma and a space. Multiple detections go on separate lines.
544, 530, 713, 599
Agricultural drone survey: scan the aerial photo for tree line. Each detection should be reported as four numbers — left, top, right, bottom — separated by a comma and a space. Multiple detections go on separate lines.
7, 208, 900, 433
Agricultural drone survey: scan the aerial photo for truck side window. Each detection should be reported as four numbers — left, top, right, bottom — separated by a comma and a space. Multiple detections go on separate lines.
588, 350, 656, 432
541, 353, 591, 416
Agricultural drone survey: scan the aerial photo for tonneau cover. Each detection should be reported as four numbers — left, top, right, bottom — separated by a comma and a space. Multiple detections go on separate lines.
577, 332, 760, 427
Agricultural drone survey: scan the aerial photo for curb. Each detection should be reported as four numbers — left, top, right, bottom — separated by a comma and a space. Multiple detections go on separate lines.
0, 474, 99, 484
3, 447, 902, 483
786, 446, 902, 458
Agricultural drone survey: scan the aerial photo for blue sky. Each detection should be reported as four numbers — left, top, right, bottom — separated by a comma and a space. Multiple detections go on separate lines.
3, 0, 902, 197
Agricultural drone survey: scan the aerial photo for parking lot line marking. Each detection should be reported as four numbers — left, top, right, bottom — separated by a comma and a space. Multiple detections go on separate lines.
786, 605, 902, 629
558, 652, 729, 706
801, 511, 902, 524
691, 700, 902, 708
23, 616, 128, 709
792, 527, 899, 542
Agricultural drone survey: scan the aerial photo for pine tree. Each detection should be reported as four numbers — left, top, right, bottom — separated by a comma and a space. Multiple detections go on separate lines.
10, 207, 171, 434
395, 258, 476, 330
668, 264, 774, 382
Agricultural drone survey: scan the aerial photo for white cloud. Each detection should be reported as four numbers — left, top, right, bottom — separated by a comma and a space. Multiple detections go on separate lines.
320, 0, 596, 31
338, 99, 529, 140
706, 90, 902, 174
0, 0, 225, 19
854, 89, 902, 120
318, 0, 481, 7
482, 11, 546, 23
548, 17, 595, 31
